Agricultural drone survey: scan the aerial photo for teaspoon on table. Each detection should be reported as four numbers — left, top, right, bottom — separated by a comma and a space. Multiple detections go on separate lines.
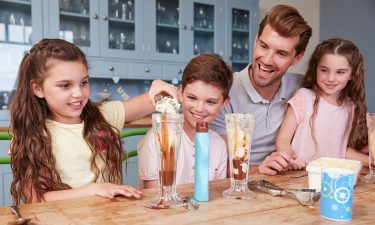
10, 205, 30, 225
248, 180, 320, 206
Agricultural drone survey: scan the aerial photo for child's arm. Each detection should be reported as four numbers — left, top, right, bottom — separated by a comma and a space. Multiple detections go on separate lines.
142, 180, 158, 189
123, 80, 177, 122
276, 106, 297, 156
346, 146, 369, 167
276, 106, 305, 170
26, 182, 142, 203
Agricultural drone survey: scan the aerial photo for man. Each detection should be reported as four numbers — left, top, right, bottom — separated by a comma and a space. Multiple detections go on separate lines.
210, 5, 312, 175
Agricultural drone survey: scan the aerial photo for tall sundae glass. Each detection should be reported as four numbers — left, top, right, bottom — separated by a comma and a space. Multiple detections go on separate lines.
363, 112, 375, 183
149, 113, 184, 208
223, 113, 255, 200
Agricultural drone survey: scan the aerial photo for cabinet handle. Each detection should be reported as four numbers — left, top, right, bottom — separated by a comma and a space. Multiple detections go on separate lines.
108, 66, 114, 71
102, 16, 108, 20
182, 25, 187, 30
177, 69, 183, 74
93, 14, 99, 19
144, 67, 150, 73
189, 25, 194, 31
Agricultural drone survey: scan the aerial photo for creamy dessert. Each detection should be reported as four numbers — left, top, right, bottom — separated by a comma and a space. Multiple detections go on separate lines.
306, 157, 362, 190
155, 95, 180, 114
227, 119, 250, 180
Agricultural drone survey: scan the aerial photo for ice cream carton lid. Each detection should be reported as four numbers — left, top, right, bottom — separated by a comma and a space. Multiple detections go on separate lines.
306, 157, 362, 173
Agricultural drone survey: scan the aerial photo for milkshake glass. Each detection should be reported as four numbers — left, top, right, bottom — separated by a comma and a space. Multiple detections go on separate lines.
223, 113, 255, 199
363, 113, 375, 183
149, 113, 184, 208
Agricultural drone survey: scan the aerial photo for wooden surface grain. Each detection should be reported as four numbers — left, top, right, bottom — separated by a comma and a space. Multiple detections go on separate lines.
0, 170, 374, 225
0, 116, 152, 132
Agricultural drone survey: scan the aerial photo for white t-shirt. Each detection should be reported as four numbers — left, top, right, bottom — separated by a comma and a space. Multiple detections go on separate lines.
46, 101, 125, 188
137, 129, 227, 185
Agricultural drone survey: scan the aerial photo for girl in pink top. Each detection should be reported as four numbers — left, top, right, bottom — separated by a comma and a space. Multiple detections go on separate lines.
276, 38, 368, 170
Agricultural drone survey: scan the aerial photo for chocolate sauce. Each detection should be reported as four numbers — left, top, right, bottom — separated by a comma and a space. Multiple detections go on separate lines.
159, 170, 176, 186
233, 158, 247, 180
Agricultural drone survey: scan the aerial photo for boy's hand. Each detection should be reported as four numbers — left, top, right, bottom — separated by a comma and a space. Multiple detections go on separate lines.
89, 183, 142, 199
148, 80, 178, 107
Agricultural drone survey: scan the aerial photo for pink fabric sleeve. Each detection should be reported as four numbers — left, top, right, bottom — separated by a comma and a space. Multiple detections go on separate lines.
287, 89, 305, 124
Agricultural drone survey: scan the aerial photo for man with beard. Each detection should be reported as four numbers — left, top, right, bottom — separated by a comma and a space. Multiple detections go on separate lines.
210, 5, 312, 175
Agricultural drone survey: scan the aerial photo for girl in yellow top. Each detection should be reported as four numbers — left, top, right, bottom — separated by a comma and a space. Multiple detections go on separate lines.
10, 39, 176, 204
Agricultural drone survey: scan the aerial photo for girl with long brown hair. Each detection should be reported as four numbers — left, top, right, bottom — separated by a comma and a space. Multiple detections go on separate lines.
276, 38, 368, 170
10, 39, 177, 204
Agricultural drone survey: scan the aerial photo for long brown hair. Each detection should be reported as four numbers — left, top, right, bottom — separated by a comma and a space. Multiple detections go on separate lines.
258, 4, 312, 55
303, 38, 367, 151
10, 39, 124, 204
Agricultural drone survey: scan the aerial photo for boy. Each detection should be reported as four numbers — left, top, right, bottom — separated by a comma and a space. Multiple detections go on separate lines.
137, 54, 233, 188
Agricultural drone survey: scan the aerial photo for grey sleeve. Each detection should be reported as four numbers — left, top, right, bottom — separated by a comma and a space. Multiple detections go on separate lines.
209, 103, 233, 135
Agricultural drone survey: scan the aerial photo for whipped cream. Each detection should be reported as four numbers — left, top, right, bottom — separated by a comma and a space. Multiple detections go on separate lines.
155, 96, 180, 114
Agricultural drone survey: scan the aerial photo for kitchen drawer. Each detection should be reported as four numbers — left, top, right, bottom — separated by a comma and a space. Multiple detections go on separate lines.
162, 64, 185, 81
128, 62, 162, 80
88, 59, 128, 78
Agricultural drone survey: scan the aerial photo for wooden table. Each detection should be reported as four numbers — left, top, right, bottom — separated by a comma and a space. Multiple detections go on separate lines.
0, 170, 374, 225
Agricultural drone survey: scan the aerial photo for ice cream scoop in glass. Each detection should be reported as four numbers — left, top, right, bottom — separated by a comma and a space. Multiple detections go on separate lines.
223, 113, 255, 200
363, 113, 375, 183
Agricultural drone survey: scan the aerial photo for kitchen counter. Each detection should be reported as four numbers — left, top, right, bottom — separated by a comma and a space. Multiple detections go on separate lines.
1, 170, 374, 224
124, 116, 152, 128
0, 116, 152, 132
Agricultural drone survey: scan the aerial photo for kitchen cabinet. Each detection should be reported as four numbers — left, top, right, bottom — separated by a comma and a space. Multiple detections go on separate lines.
45, 0, 258, 79
0, 0, 43, 92
226, 0, 258, 72
0, 0, 258, 82
144, 0, 225, 62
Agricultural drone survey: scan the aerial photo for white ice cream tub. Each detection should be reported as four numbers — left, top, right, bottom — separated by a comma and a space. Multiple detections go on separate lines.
306, 157, 362, 191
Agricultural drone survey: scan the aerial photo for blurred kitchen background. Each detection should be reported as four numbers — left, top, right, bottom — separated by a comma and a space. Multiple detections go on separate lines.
0, 0, 374, 205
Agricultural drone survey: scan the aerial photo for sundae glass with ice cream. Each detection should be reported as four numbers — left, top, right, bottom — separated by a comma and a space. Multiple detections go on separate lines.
363, 113, 375, 183
149, 96, 184, 208
223, 113, 255, 200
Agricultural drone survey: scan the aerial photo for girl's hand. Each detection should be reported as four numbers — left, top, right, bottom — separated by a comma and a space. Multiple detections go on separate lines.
148, 80, 177, 107
89, 183, 142, 199
289, 156, 306, 171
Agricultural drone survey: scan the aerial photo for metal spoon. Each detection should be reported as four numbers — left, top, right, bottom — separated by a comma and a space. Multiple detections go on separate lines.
144, 197, 199, 210
181, 196, 199, 210
10, 205, 30, 225
248, 180, 320, 206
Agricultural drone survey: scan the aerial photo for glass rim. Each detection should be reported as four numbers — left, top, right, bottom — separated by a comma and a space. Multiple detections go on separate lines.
152, 113, 184, 121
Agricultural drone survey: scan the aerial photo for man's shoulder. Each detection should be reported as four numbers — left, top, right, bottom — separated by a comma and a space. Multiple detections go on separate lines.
284, 72, 304, 85
282, 72, 304, 97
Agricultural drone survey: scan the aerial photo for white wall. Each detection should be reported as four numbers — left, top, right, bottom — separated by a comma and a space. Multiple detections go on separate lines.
319, 0, 375, 111
259, 0, 320, 75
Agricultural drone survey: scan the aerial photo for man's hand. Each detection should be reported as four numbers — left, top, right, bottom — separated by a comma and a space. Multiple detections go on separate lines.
258, 151, 294, 175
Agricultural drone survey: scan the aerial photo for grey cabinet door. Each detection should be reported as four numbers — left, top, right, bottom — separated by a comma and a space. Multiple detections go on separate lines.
144, 0, 185, 62
0, 164, 12, 206
186, 0, 225, 60
47, 0, 100, 56
226, 0, 259, 72
0, 0, 43, 92
99, 0, 144, 59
